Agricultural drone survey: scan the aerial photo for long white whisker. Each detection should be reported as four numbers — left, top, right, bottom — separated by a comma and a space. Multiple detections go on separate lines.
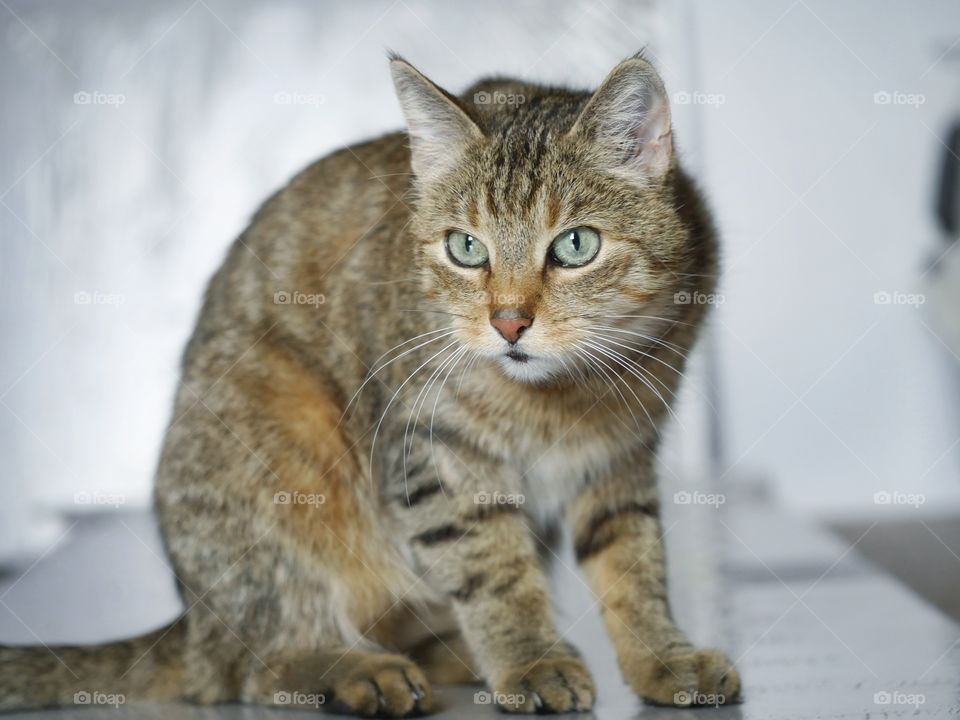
428, 347, 469, 489
404, 344, 459, 459
593, 325, 689, 359
368, 339, 458, 484
582, 339, 683, 430
402, 343, 462, 497
577, 344, 654, 434
455, 350, 481, 397
579, 343, 656, 431
399, 308, 471, 320
596, 314, 696, 327
576, 347, 659, 448
565, 355, 589, 391
339, 328, 455, 425
588, 332, 684, 385
586, 338, 679, 405
591, 331, 722, 417
594, 323, 689, 354
367, 327, 455, 375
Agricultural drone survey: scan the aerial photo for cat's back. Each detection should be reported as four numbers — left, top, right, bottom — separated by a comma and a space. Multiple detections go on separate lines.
254, 130, 413, 258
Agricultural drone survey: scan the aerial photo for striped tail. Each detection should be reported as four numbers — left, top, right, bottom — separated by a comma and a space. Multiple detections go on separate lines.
0, 621, 185, 712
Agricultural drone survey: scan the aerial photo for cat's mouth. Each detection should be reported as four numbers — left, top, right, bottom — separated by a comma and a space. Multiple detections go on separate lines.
495, 347, 563, 383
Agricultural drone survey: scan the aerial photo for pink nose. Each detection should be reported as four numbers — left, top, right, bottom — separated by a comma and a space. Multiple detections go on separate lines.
490, 313, 533, 344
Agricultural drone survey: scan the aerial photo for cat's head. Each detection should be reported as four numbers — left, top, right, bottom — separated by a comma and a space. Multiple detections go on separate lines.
391, 53, 701, 384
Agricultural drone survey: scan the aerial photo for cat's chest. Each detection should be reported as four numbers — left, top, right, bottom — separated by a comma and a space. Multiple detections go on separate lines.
517, 446, 600, 525
494, 410, 626, 524
445, 378, 646, 522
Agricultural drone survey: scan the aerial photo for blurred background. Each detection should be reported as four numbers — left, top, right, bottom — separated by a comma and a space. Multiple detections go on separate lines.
0, 0, 958, 689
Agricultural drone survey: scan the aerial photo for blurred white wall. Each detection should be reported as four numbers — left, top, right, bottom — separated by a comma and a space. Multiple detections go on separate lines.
678, 0, 960, 517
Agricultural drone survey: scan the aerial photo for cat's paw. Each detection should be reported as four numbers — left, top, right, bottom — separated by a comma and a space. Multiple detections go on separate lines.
326, 655, 432, 717
490, 655, 595, 713
627, 647, 741, 707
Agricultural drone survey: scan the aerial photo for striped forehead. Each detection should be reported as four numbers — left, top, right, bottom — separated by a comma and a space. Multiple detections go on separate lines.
442, 94, 589, 266
471, 123, 570, 263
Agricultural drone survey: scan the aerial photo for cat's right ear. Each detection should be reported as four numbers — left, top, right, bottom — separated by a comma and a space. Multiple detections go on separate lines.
390, 56, 483, 186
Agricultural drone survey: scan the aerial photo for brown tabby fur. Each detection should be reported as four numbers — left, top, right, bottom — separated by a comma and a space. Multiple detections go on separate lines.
0, 53, 740, 715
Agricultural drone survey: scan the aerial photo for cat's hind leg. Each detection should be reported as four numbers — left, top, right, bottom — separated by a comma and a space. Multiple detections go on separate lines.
368, 603, 482, 686
157, 342, 439, 714
409, 633, 482, 686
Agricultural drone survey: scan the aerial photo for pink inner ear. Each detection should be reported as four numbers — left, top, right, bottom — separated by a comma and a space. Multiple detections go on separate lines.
634, 126, 672, 173
628, 93, 672, 175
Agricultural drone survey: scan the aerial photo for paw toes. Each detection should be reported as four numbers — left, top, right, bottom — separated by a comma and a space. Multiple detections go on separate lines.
330, 658, 432, 717
631, 647, 741, 707
701, 649, 741, 703
492, 655, 595, 714
328, 678, 381, 716
373, 669, 417, 715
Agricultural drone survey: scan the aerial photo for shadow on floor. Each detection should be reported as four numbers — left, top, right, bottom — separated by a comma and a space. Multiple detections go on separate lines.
829, 515, 960, 621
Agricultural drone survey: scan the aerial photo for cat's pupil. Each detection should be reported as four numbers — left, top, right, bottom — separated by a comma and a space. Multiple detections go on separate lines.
571, 232, 581, 251
465, 236, 474, 253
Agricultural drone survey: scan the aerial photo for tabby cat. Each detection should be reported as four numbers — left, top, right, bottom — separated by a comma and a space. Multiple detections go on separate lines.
0, 53, 740, 715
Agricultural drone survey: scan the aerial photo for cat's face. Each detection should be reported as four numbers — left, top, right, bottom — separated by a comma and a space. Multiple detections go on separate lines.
393, 55, 688, 384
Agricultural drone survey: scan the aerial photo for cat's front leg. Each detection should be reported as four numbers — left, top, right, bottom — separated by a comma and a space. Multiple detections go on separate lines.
568, 458, 741, 707
397, 449, 595, 714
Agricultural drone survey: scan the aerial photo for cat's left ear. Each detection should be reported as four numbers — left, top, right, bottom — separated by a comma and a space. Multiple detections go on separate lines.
390, 56, 483, 186
570, 54, 673, 182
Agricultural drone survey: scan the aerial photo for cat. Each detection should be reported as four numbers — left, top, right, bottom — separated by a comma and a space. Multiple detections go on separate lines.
0, 52, 739, 716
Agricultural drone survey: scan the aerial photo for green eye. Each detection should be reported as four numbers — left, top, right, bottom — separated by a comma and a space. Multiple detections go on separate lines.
445, 230, 489, 267
549, 227, 601, 267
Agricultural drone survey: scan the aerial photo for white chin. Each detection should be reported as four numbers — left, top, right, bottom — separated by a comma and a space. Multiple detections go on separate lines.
495, 355, 560, 384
